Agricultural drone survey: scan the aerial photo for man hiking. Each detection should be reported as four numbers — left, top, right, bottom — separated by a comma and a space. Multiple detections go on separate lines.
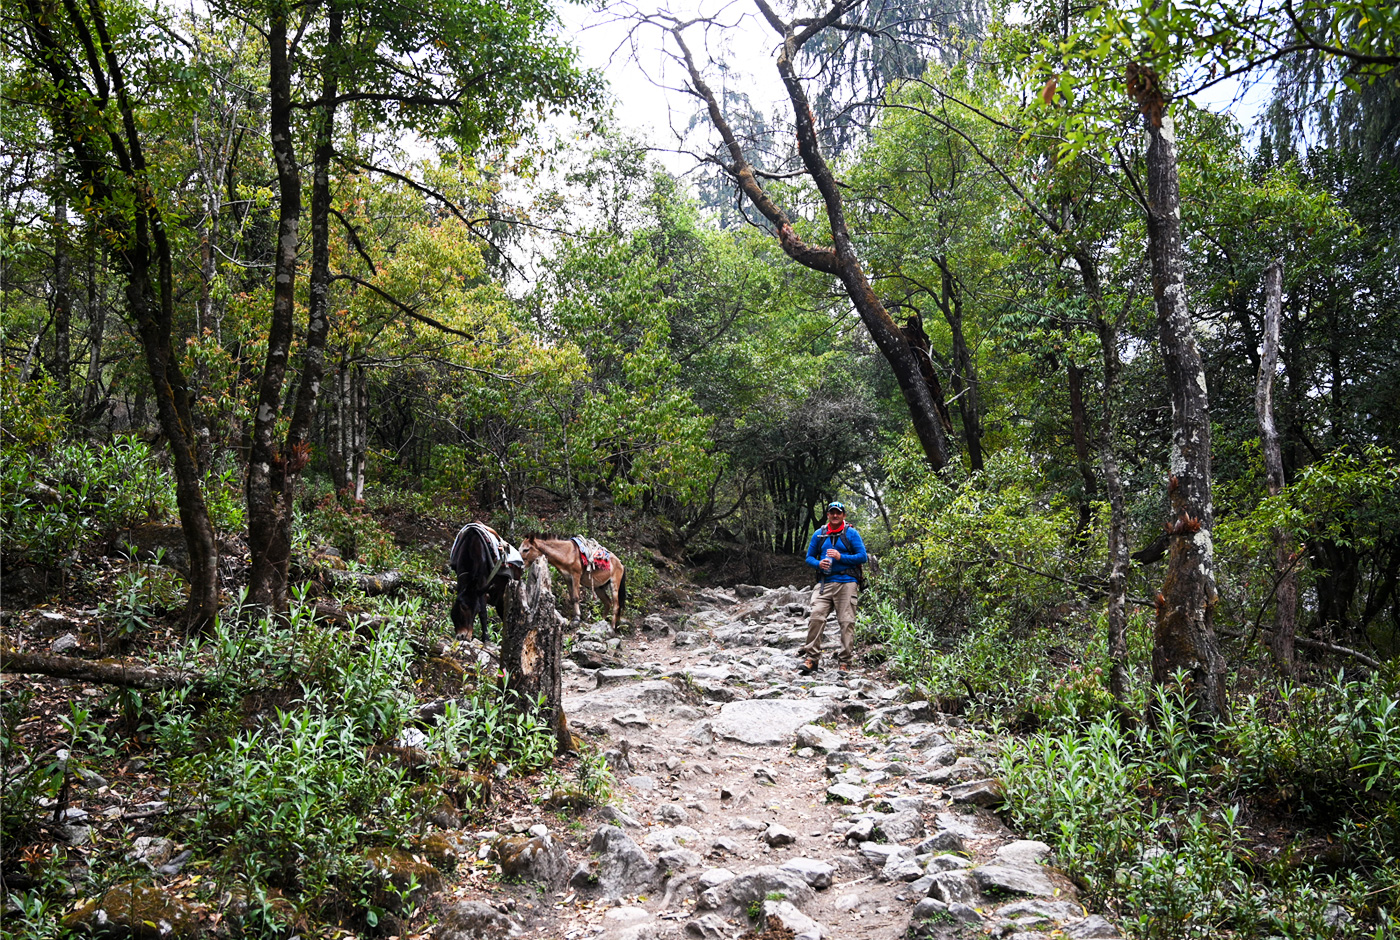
799, 501, 867, 674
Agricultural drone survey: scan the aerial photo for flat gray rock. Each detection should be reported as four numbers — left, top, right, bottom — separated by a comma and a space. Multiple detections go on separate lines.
695, 866, 816, 917
711, 699, 831, 745
972, 863, 1059, 898
1066, 914, 1121, 938
826, 783, 867, 804
596, 668, 643, 686
948, 778, 1004, 807
795, 723, 846, 753
995, 839, 1052, 867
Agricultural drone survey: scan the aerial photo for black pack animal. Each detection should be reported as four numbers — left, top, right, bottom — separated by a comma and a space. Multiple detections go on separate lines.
448, 523, 520, 642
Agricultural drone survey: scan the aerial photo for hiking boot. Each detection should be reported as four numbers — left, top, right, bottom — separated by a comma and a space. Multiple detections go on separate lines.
800, 658, 818, 675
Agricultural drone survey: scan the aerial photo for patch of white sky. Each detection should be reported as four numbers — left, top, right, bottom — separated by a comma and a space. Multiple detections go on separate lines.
555, 0, 1278, 168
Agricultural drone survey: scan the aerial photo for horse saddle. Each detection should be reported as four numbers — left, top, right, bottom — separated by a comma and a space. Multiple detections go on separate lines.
570, 536, 611, 572
451, 523, 524, 584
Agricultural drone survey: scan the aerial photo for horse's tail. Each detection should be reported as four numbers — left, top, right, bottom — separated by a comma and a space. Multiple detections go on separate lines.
617, 571, 627, 615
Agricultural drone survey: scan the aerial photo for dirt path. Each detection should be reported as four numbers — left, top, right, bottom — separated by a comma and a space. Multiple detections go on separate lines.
437, 584, 1121, 940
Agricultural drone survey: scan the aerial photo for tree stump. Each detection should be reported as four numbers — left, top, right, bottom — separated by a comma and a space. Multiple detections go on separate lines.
499, 558, 573, 754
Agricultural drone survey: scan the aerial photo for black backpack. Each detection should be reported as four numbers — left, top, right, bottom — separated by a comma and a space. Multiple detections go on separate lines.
820, 525, 867, 590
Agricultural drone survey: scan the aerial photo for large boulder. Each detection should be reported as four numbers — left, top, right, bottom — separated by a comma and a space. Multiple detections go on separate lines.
433, 901, 522, 939
695, 866, 816, 918
494, 834, 571, 887
570, 826, 659, 899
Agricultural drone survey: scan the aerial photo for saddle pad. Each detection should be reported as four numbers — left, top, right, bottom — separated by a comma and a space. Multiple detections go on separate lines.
571, 536, 611, 570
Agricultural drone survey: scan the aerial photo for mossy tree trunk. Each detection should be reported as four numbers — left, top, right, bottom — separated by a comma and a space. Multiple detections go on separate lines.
1128, 64, 1228, 720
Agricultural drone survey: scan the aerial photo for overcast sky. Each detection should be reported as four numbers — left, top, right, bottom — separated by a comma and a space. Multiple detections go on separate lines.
556, 0, 1273, 172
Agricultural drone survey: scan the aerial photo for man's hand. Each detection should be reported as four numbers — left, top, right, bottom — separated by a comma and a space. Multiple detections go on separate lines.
819, 558, 832, 572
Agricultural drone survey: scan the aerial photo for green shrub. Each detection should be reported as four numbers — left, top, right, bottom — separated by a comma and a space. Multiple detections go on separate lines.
881, 447, 1099, 633
0, 436, 175, 565
1000, 674, 1400, 938
145, 595, 558, 922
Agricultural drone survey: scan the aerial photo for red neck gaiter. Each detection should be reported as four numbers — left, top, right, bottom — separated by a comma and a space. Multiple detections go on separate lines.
826, 521, 846, 535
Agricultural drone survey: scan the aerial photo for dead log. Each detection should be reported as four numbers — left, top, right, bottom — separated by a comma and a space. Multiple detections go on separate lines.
1, 650, 203, 690
498, 558, 574, 754
327, 569, 404, 596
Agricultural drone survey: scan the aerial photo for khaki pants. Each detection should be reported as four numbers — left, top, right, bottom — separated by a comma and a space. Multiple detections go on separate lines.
801, 580, 859, 665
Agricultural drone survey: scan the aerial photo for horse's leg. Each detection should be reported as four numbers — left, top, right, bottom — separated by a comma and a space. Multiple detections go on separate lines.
475, 593, 490, 644
570, 572, 583, 626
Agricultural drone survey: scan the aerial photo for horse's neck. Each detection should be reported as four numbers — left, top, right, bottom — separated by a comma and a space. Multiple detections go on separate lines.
533, 539, 574, 565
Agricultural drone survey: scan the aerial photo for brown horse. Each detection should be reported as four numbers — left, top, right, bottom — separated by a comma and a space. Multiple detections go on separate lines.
518, 535, 627, 630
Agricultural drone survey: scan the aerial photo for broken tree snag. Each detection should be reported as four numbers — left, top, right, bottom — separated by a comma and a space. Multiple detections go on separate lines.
499, 559, 573, 755
1256, 259, 1297, 677
1, 650, 202, 691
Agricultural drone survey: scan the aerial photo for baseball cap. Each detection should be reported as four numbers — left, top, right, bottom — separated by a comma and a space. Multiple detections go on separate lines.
826, 501, 845, 512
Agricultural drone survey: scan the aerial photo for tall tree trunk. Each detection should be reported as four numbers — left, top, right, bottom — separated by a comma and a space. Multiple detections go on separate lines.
328, 359, 349, 495
1075, 251, 1131, 701
276, 0, 340, 553
673, 9, 951, 472
22, 0, 220, 629
1128, 65, 1228, 720
51, 149, 72, 394
1067, 359, 1097, 537
83, 239, 106, 417
247, 7, 302, 609
934, 259, 984, 471
1256, 260, 1296, 676
500, 559, 573, 754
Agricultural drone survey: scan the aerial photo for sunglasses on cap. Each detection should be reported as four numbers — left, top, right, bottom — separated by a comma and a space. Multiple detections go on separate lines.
826, 502, 845, 513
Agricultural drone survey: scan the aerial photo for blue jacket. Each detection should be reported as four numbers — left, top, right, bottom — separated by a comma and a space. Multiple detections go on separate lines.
806, 524, 867, 583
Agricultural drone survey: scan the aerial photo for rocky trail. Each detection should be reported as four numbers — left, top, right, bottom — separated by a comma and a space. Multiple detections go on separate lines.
440, 583, 1121, 940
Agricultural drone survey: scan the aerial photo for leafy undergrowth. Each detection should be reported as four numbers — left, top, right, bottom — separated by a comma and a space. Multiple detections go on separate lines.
862, 598, 1400, 939
1, 441, 629, 939
1, 587, 590, 938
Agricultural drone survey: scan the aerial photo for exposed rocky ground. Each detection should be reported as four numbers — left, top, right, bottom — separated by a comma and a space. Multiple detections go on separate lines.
435, 582, 1121, 940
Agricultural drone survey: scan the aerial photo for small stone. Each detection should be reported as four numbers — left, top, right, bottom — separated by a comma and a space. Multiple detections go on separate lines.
697, 868, 736, 889
51, 633, 81, 653
915, 830, 966, 855
876, 809, 926, 844
948, 778, 1004, 807
912, 898, 949, 920
656, 803, 690, 824
1066, 914, 1121, 938
762, 824, 797, 847
948, 902, 982, 923
926, 854, 973, 873
795, 723, 846, 752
